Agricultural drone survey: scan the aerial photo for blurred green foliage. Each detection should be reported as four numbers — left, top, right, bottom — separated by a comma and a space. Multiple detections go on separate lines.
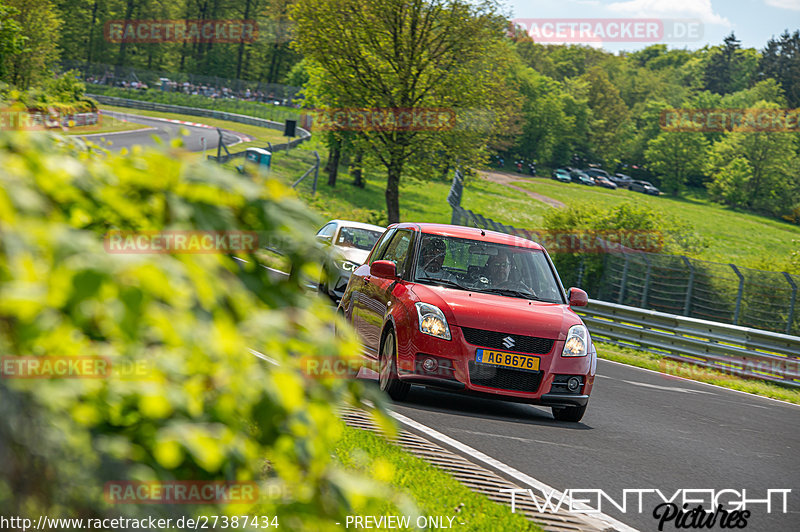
0, 131, 400, 529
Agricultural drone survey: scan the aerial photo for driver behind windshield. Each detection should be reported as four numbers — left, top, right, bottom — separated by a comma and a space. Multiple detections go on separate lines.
486, 250, 534, 294
418, 237, 456, 282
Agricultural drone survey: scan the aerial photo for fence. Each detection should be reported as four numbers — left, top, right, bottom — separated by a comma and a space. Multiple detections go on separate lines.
579, 299, 800, 387
446, 178, 800, 336
88, 94, 311, 163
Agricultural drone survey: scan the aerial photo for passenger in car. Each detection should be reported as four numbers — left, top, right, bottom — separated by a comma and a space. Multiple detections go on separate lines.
418, 238, 456, 281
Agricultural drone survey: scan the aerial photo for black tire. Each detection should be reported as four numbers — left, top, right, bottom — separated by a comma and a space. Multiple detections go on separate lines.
379, 330, 410, 401
552, 404, 587, 422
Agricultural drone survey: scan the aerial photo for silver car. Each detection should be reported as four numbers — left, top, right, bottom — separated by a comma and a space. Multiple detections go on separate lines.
316, 220, 385, 303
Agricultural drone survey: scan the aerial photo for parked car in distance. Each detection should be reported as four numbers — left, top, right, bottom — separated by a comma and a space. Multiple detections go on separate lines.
593, 176, 618, 189
629, 180, 661, 196
610, 173, 634, 188
316, 220, 385, 304
570, 170, 595, 186
338, 223, 596, 422
584, 168, 611, 180
552, 168, 571, 183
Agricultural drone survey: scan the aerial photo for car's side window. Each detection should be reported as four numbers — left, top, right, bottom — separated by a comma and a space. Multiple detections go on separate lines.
368, 228, 396, 265
380, 230, 413, 278
316, 223, 337, 242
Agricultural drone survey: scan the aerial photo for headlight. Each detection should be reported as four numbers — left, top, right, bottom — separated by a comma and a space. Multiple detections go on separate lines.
339, 260, 359, 272
415, 302, 451, 340
562, 324, 588, 357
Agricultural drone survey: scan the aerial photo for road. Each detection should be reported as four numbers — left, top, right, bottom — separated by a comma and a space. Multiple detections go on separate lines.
388, 358, 800, 532
80, 110, 246, 152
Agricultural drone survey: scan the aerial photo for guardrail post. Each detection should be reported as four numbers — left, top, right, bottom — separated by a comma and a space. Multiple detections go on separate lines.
681, 256, 694, 316
730, 264, 744, 325
784, 272, 797, 335
618, 252, 630, 305
640, 254, 652, 308
312, 151, 320, 197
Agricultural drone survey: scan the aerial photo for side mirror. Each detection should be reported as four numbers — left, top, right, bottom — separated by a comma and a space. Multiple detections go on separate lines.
370, 260, 397, 279
567, 287, 588, 307
316, 235, 332, 245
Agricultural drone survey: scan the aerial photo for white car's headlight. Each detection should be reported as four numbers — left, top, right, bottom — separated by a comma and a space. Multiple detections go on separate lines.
415, 302, 451, 340
562, 324, 588, 357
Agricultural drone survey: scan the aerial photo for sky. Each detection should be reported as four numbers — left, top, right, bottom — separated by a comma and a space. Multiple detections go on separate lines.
506, 0, 800, 53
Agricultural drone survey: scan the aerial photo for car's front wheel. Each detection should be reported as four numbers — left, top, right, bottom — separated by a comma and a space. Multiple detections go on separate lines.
379, 330, 410, 401
552, 404, 587, 422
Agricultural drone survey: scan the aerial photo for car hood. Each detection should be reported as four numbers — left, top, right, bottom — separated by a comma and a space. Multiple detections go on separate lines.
409, 284, 581, 340
334, 247, 371, 265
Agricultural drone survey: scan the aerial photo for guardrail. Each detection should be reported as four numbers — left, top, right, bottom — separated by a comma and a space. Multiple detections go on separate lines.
88, 94, 311, 162
579, 299, 800, 387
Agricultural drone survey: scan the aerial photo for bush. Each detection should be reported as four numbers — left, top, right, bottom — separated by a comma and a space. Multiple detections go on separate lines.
0, 131, 399, 529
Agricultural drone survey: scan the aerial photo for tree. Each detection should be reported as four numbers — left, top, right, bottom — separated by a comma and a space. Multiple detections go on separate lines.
291, 0, 511, 223
645, 132, 709, 196
704, 103, 798, 216
758, 29, 800, 108
0, 1, 25, 81
703, 32, 757, 95
583, 67, 631, 164
1, 0, 62, 88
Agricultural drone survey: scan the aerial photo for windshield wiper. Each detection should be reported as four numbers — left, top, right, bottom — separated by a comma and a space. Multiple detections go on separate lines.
417, 277, 467, 290
480, 287, 541, 300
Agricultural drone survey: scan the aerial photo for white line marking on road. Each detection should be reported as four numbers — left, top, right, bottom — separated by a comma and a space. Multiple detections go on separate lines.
599, 358, 800, 408
388, 409, 640, 532
620, 379, 716, 394
448, 427, 596, 451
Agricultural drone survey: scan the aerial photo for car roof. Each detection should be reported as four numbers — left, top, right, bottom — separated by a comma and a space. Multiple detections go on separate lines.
328, 219, 386, 232
390, 223, 544, 250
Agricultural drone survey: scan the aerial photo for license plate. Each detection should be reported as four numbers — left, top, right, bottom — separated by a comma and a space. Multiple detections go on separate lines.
475, 349, 539, 372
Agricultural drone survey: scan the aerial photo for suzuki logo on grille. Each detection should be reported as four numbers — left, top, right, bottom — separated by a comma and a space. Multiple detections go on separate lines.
502, 336, 515, 349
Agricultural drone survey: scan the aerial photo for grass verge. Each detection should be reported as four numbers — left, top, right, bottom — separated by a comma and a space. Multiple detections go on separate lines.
64, 114, 147, 135
511, 177, 800, 271
334, 423, 543, 531
596, 341, 800, 404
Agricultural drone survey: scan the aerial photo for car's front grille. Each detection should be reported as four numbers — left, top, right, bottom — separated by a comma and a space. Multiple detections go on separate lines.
468, 362, 542, 393
460, 327, 554, 355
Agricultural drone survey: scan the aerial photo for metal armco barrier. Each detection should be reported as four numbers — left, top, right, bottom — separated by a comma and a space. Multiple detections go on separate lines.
88, 94, 311, 162
579, 299, 800, 387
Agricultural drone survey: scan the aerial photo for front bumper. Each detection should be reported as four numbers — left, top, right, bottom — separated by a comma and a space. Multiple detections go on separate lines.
396, 325, 595, 406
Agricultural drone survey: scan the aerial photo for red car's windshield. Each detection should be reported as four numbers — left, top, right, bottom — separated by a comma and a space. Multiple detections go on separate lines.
413, 234, 564, 303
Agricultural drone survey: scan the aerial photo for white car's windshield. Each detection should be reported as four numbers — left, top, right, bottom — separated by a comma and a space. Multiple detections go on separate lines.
336, 227, 382, 251
413, 234, 564, 303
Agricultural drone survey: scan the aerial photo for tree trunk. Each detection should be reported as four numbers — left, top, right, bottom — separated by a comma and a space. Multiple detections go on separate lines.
235, 0, 252, 79
352, 149, 365, 188
385, 157, 403, 224
327, 137, 341, 187
85, 0, 98, 67
115, 0, 137, 72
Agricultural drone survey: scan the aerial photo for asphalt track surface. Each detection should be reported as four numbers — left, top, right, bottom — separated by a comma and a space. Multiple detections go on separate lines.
79, 110, 245, 152
386, 358, 800, 532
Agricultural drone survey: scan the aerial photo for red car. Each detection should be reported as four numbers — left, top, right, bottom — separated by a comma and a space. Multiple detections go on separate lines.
338, 223, 596, 422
